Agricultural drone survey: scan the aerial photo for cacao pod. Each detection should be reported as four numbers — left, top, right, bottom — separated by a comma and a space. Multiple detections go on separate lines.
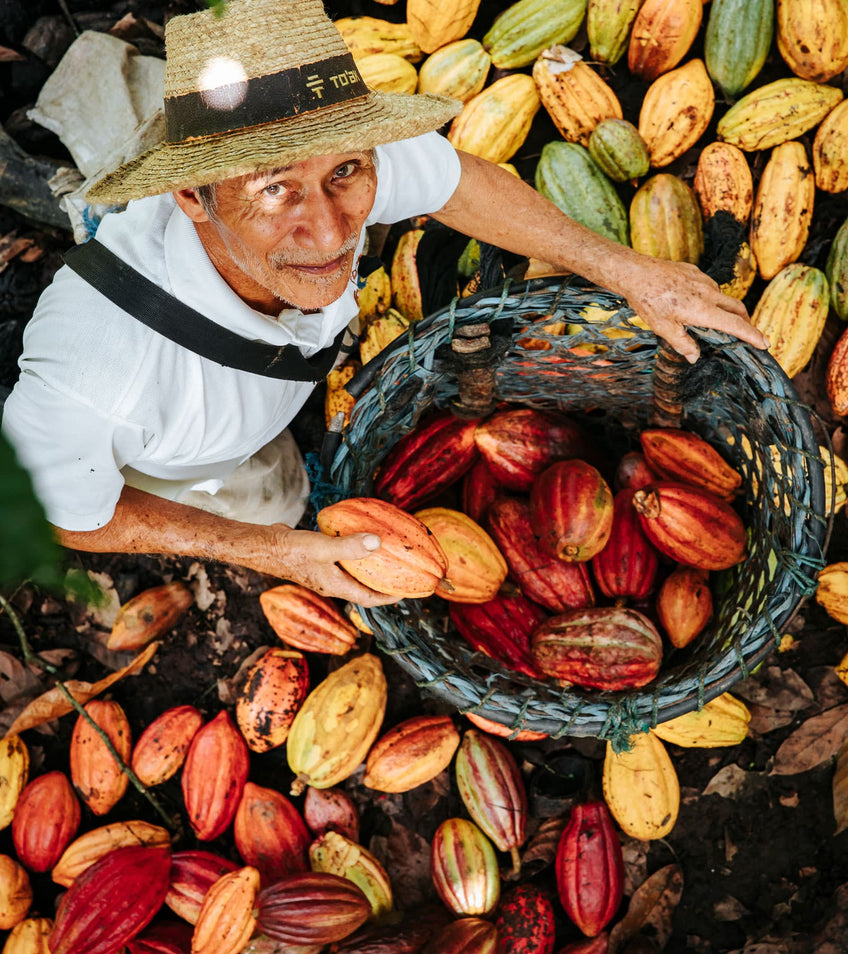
816, 562, 848, 625
359, 307, 410, 365
390, 227, 425, 323
627, 0, 703, 81
588, 118, 650, 183
693, 141, 754, 226
448, 74, 541, 164
461, 457, 501, 523
255, 872, 371, 944
355, 52, 417, 94
2, 917, 52, 954
108, 581, 193, 651
303, 786, 360, 842
0, 855, 31, 930
233, 781, 310, 883
602, 734, 680, 839
614, 452, 658, 492
422, 916, 498, 954
417, 39, 492, 103
325, 359, 359, 431
407, 0, 481, 53
0, 735, 29, 831
191, 866, 260, 954
651, 692, 751, 747
656, 565, 713, 648
465, 710, 549, 742
165, 850, 239, 926
309, 830, 393, 919
813, 99, 848, 194
127, 922, 193, 954
131, 704, 203, 786
483, 0, 588, 69
630, 174, 704, 264
495, 883, 557, 952
363, 714, 460, 793
704, 0, 774, 97
776, 0, 848, 82
587, 0, 641, 65
639, 428, 742, 500
430, 818, 500, 916
334, 16, 423, 61
234, 648, 310, 752
52, 820, 171, 889
69, 698, 132, 816
12, 771, 80, 873
638, 59, 714, 169
259, 583, 357, 655
591, 488, 660, 601
827, 325, 848, 417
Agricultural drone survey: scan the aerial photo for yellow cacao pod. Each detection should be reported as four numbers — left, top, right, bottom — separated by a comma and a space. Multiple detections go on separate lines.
0, 856, 31, 930
627, 0, 703, 82
391, 227, 425, 323
776, 0, 848, 82
717, 77, 844, 151
335, 17, 423, 62
325, 360, 360, 431
358, 264, 392, 321
448, 74, 541, 164
693, 141, 754, 225
651, 693, 751, 747
750, 140, 815, 280
287, 653, 387, 796
630, 173, 704, 264
363, 714, 461, 793
532, 46, 622, 147
602, 733, 680, 840
407, 0, 482, 54
2, 917, 53, 954
813, 99, 848, 194
192, 866, 260, 954
483, 0, 589, 69
359, 308, 409, 365
638, 58, 714, 168
0, 735, 29, 831
719, 241, 758, 301
816, 562, 848, 625
309, 830, 394, 918
354, 53, 417, 94
824, 445, 848, 516
750, 262, 830, 378
417, 39, 491, 102
587, 0, 642, 65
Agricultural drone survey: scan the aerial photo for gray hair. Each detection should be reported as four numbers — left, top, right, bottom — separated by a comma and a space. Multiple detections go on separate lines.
194, 183, 219, 218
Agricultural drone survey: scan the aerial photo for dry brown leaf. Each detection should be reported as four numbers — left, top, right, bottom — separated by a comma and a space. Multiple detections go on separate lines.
621, 836, 650, 896
734, 667, 815, 736
608, 863, 683, 954
703, 764, 765, 799
713, 895, 749, 920
770, 702, 848, 776
833, 738, 848, 835
372, 819, 432, 911
2, 642, 159, 737
519, 814, 567, 877
0, 650, 42, 703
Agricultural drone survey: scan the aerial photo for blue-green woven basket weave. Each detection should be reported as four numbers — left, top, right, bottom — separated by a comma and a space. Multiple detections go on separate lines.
319, 276, 831, 746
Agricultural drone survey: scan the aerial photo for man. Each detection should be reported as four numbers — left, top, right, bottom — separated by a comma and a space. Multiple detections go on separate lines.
1, 0, 766, 607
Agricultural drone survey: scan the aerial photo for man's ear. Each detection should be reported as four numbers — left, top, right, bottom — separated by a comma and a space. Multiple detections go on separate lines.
173, 188, 209, 223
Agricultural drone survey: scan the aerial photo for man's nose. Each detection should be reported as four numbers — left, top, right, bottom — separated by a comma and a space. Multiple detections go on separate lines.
295, 187, 350, 251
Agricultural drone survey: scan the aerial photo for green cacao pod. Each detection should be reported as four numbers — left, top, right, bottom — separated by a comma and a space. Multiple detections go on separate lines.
483, 0, 588, 69
417, 39, 491, 103
704, 0, 775, 97
588, 118, 650, 182
630, 173, 704, 264
587, 0, 642, 65
827, 216, 848, 321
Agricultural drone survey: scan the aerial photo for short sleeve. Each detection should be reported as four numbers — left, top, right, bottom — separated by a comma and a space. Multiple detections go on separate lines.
367, 131, 462, 226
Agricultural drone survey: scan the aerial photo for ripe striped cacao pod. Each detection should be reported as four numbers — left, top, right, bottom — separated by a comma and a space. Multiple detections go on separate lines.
363, 714, 460, 793
12, 771, 80, 873
417, 39, 491, 103
0, 855, 31, 930
259, 583, 357, 655
602, 734, 680, 839
407, 0, 481, 53
430, 818, 500, 916
532, 606, 663, 690
415, 507, 508, 603
816, 562, 848, 624
2, 917, 52, 954
638, 59, 714, 169
536, 140, 630, 245
304, 786, 360, 842
693, 141, 754, 226
639, 428, 742, 500
235, 648, 310, 752
316, 497, 448, 599
776, 0, 848, 82
181, 710, 250, 842
750, 262, 830, 378
495, 883, 557, 952
334, 16, 423, 61
483, 0, 588, 69
52, 820, 171, 889
587, 0, 641, 65
615, 452, 659, 492
827, 215, 848, 321
704, 0, 774, 97
750, 141, 815, 280
488, 495, 596, 612
627, 0, 703, 82
69, 699, 132, 816
630, 174, 704, 264
651, 692, 751, 747
233, 782, 310, 883
192, 866, 260, 954
462, 457, 501, 523
448, 74, 541, 164
309, 830, 393, 919
165, 850, 239, 925
287, 653, 387, 795
474, 407, 594, 492
127, 921, 193, 954
588, 118, 650, 183
131, 704, 203, 786
591, 489, 660, 601
256, 872, 371, 944
450, 591, 547, 677
0, 735, 29, 831
555, 801, 624, 937
827, 326, 848, 417
656, 565, 713, 648
530, 459, 615, 562
49, 845, 171, 954
108, 581, 193, 651
465, 710, 549, 741
532, 46, 622, 148
717, 78, 844, 152
631, 482, 747, 570
422, 917, 498, 954
355, 53, 417, 94
813, 99, 848, 194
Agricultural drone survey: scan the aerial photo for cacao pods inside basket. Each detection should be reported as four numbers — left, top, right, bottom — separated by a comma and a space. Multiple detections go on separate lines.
323, 276, 829, 745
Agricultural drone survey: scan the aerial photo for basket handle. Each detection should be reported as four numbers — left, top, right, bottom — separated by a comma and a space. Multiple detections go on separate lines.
649, 339, 686, 429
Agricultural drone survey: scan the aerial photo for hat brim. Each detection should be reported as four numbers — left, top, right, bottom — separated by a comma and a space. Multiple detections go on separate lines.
86, 90, 462, 205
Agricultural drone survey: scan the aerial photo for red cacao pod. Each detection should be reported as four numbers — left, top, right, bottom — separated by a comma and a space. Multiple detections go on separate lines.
488, 495, 596, 612
127, 921, 193, 954
303, 786, 360, 842
591, 489, 660, 601
639, 428, 742, 501
233, 782, 310, 883
235, 648, 310, 752
530, 460, 615, 562
255, 871, 370, 945
12, 771, 80, 873
431, 818, 500, 917
656, 565, 713, 648
557, 934, 610, 953
258, 583, 358, 655
495, 883, 557, 954
450, 592, 547, 678
375, 411, 479, 509
181, 710, 250, 842
164, 850, 239, 926
69, 699, 132, 816
131, 705, 203, 787
531, 606, 663, 691
422, 917, 498, 954
474, 407, 594, 491
556, 801, 624, 937
462, 457, 501, 523
614, 452, 658, 492
631, 482, 747, 570
49, 845, 171, 954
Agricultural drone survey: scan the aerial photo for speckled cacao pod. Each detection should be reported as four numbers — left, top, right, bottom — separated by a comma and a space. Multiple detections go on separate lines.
639, 428, 742, 501
233, 782, 310, 883
12, 771, 80, 873
235, 648, 310, 753
69, 699, 132, 816
495, 883, 557, 953
0, 855, 32, 930
0, 736, 29, 832
131, 704, 203, 786
192, 866, 260, 954
259, 583, 358, 655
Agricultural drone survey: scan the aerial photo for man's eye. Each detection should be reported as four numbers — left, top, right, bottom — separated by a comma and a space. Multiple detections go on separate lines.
334, 162, 357, 179
263, 183, 283, 196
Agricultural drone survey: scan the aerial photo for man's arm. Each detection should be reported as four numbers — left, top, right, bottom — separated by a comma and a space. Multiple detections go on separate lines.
56, 485, 394, 606
433, 150, 768, 363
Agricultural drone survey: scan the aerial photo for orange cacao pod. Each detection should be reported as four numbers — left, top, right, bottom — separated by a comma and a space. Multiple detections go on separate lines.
693, 141, 754, 226
2, 917, 53, 954
131, 704, 203, 786
235, 648, 310, 752
165, 850, 239, 925
108, 581, 194, 651
639, 428, 742, 500
827, 325, 848, 418
69, 699, 132, 816
303, 786, 360, 842
258, 583, 358, 655
51, 820, 171, 888
628, 0, 703, 81
656, 565, 713, 648
632, 483, 747, 570
363, 715, 461, 793
0, 855, 32, 930
181, 710, 250, 842
233, 782, 310, 883
591, 488, 661, 601
12, 771, 80, 873
192, 866, 260, 954
316, 497, 448, 598
464, 710, 548, 742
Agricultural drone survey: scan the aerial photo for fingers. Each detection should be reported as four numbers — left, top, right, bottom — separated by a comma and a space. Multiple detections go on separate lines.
324, 531, 382, 563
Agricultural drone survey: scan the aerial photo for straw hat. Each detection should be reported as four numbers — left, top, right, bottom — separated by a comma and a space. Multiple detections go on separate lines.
86, 0, 462, 205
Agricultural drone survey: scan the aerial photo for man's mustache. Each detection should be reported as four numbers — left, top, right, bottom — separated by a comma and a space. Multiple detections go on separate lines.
268, 233, 359, 268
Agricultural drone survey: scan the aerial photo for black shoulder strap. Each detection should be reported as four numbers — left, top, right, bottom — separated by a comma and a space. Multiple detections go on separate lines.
63, 239, 349, 382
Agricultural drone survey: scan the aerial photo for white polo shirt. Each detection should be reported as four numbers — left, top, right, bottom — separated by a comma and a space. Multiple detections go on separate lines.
2, 132, 462, 532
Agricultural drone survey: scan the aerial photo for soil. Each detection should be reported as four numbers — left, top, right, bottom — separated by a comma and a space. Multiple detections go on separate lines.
2, 0, 848, 952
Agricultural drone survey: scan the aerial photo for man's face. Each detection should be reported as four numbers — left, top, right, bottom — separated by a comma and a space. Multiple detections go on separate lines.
195, 151, 378, 313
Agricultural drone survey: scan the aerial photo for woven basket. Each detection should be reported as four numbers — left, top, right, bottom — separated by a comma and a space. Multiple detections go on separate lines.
317, 276, 832, 747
